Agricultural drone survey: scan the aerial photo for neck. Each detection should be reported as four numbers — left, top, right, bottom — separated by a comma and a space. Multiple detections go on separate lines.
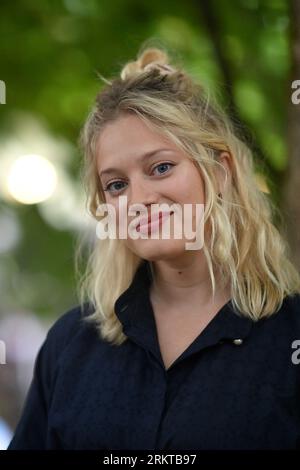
149, 251, 230, 309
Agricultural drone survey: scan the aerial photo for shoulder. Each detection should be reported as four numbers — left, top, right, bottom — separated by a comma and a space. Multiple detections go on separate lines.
279, 292, 300, 317
261, 292, 300, 332
40, 302, 96, 367
47, 302, 93, 339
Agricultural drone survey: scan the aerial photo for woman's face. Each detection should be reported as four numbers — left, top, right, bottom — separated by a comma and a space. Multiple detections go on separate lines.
96, 112, 207, 261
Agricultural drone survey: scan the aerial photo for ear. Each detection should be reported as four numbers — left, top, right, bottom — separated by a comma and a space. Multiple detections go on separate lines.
216, 151, 232, 195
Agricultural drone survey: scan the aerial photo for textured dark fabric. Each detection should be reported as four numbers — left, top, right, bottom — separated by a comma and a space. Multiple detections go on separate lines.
7, 260, 300, 450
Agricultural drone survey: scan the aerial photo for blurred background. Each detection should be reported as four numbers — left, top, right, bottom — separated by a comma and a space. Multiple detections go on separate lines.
0, 0, 300, 449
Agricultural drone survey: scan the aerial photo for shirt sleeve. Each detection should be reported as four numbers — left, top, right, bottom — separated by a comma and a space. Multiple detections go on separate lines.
7, 341, 51, 449
7, 304, 88, 450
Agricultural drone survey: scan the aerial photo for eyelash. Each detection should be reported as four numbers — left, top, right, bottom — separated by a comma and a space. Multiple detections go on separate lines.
103, 162, 175, 194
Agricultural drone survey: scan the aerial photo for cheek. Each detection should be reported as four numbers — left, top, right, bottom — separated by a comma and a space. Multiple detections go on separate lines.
175, 171, 205, 204
104, 201, 122, 228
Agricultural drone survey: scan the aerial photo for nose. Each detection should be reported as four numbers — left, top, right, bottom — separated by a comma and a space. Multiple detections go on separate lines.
128, 176, 160, 210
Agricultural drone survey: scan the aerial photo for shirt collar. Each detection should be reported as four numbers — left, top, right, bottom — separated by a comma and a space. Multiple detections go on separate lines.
114, 259, 254, 371
114, 259, 153, 326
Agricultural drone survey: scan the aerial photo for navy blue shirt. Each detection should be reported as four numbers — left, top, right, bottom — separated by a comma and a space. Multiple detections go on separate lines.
7, 260, 300, 450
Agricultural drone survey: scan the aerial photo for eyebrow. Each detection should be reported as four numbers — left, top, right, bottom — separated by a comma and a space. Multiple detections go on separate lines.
99, 148, 172, 178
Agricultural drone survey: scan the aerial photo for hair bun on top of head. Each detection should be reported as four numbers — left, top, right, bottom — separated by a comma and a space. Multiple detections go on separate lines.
120, 47, 176, 81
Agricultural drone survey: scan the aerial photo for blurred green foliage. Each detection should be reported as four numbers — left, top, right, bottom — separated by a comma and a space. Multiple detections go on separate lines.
0, 0, 291, 318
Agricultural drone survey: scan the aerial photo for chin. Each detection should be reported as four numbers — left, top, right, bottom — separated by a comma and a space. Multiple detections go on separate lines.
127, 238, 187, 262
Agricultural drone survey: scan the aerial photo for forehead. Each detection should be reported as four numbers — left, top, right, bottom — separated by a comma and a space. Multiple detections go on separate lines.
96, 113, 179, 165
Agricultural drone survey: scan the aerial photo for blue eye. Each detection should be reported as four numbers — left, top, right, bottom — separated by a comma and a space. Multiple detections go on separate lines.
152, 162, 174, 175
103, 162, 174, 195
103, 181, 126, 193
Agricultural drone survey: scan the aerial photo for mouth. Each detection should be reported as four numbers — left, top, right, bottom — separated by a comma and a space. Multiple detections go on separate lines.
136, 210, 174, 233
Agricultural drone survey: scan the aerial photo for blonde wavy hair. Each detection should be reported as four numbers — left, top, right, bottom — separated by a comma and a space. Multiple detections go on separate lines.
77, 43, 300, 346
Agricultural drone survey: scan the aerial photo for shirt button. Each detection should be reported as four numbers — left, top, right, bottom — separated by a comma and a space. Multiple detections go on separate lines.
233, 338, 243, 345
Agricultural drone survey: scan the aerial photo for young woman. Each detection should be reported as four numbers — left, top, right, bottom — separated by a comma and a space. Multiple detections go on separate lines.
8, 46, 300, 450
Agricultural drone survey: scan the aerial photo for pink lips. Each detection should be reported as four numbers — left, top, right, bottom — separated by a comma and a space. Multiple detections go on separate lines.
136, 211, 173, 233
